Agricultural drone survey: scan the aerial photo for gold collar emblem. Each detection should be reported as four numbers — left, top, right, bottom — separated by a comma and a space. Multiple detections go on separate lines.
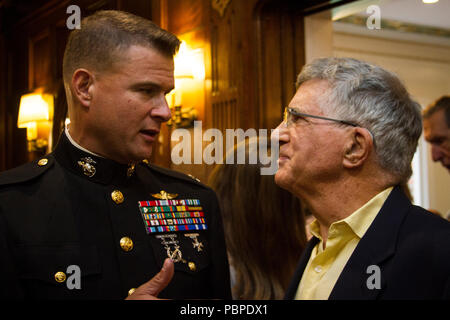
127, 163, 136, 177
151, 190, 178, 200
77, 157, 96, 177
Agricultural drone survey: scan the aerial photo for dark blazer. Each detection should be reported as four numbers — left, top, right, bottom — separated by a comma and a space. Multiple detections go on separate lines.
285, 186, 450, 300
0, 132, 231, 300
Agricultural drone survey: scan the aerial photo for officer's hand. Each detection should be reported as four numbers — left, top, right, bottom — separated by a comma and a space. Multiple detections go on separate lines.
125, 258, 174, 300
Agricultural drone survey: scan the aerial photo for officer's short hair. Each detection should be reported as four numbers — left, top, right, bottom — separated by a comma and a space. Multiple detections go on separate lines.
62, 10, 180, 85
423, 96, 450, 128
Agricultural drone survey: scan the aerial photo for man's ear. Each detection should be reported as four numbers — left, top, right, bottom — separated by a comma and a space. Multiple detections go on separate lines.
71, 69, 94, 108
343, 127, 374, 169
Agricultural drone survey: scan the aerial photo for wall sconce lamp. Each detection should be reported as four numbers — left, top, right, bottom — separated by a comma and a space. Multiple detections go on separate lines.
167, 41, 204, 128
17, 92, 53, 152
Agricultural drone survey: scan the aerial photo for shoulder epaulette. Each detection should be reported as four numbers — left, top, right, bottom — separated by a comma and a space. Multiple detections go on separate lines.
140, 160, 209, 189
0, 156, 55, 187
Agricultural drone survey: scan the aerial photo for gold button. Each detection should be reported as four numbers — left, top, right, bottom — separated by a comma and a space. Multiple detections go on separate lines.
111, 190, 124, 204
54, 271, 66, 283
120, 236, 134, 252
188, 262, 196, 272
128, 288, 136, 296
38, 158, 48, 166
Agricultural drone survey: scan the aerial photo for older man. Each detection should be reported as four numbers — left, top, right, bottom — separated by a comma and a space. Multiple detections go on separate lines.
274, 57, 450, 300
0, 10, 230, 300
423, 96, 450, 172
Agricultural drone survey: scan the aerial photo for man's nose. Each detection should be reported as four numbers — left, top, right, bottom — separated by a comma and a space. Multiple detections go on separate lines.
431, 145, 444, 162
150, 95, 172, 122
272, 122, 289, 144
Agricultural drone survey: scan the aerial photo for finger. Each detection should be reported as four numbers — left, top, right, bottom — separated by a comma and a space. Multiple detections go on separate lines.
145, 258, 174, 297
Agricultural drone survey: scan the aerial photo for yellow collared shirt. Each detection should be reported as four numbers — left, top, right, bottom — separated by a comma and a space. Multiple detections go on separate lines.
295, 187, 393, 300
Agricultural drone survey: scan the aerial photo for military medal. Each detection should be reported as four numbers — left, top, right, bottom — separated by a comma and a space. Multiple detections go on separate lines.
138, 192, 207, 234
184, 233, 204, 252
155, 234, 186, 263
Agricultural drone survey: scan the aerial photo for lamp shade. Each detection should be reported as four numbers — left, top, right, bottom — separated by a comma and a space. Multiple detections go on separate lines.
17, 93, 51, 127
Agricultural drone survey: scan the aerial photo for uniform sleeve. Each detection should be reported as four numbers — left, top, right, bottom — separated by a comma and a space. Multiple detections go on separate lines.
207, 189, 232, 299
0, 207, 24, 299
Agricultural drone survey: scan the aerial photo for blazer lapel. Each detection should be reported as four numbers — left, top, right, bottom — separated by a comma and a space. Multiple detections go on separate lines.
284, 236, 320, 299
329, 186, 411, 300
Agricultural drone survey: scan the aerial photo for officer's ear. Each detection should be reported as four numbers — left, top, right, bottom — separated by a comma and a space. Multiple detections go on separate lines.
342, 127, 373, 169
71, 68, 94, 108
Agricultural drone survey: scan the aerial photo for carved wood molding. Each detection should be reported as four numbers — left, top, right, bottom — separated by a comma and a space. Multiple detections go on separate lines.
211, 0, 231, 17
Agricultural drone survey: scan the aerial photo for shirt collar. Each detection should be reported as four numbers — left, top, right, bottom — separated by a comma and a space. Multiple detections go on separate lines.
65, 125, 104, 158
309, 187, 394, 240
343, 187, 393, 238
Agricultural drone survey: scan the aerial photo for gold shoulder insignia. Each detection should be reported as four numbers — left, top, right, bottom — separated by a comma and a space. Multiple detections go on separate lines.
151, 190, 178, 200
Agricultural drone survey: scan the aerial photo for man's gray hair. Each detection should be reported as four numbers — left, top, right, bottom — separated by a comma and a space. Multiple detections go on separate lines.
297, 57, 422, 182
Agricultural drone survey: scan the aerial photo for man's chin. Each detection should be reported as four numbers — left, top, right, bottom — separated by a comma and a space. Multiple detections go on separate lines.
274, 171, 291, 191
129, 147, 153, 163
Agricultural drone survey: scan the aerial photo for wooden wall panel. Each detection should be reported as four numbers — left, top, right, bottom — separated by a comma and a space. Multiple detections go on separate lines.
210, 8, 239, 133
210, 0, 252, 138
255, 2, 305, 130
208, 0, 306, 134
28, 29, 51, 90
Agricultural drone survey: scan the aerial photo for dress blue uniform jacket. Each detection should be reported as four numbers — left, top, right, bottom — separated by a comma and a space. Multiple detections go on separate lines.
0, 132, 231, 299
285, 186, 450, 300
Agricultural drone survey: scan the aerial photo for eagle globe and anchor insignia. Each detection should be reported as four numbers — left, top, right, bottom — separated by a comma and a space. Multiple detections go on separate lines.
77, 157, 97, 178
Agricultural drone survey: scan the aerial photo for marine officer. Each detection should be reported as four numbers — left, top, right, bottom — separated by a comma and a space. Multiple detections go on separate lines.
0, 10, 231, 300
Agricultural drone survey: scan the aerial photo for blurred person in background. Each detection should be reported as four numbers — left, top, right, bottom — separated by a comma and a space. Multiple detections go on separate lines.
209, 138, 307, 299
423, 95, 450, 172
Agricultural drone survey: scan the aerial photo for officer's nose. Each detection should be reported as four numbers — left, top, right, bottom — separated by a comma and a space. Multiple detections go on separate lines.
150, 95, 172, 123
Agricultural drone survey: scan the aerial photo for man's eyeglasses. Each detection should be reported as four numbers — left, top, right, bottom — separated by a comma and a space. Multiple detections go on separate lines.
283, 107, 376, 146
283, 107, 358, 128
